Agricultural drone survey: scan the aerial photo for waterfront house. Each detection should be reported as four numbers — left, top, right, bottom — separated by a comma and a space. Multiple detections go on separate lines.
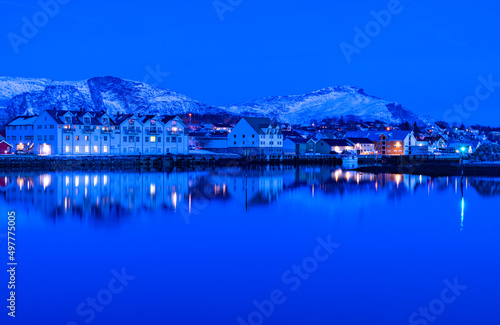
5, 115, 37, 152
283, 137, 308, 155
315, 139, 354, 154
0, 140, 13, 154
345, 137, 375, 155
345, 131, 416, 155
228, 117, 283, 156
6, 109, 189, 156
162, 116, 189, 154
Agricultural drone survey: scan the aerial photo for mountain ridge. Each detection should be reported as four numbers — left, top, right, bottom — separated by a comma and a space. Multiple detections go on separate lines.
0, 76, 432, 126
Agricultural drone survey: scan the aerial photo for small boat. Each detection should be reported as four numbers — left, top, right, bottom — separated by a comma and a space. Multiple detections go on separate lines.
341, 154, 358, 165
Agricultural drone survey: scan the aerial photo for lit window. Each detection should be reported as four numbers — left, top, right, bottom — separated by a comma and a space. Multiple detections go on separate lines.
103, 146, 108, 153
151, 136, 156, 142
85, 146, 89, 153
93, 146, 98, 153
65, 146, 70, 153
75, 146, 80, 153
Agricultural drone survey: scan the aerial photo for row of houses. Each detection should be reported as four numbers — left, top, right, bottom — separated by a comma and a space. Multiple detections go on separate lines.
4, 109, 189, 155
2, 111, 475, 157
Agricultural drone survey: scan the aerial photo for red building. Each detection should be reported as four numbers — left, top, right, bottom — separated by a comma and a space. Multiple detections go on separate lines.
0, 140, 13, 154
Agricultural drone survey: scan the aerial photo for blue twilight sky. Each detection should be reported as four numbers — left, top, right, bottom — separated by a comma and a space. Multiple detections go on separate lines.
1, 0, 499, 125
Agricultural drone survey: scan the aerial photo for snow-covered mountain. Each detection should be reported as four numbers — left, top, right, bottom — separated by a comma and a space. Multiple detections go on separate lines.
224, 86, 431, 125
0, 76, 431, 126
0, 76, 226, 125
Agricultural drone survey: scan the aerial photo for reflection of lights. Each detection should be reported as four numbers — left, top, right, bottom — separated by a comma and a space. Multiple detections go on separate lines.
375, 182, 378, 191
75, 176, 80, 187
461, 197, 465, 231
150, 183, 156, 195
395, 174, 401, 188
94, 175, 98, 187
172, 192, 177, 211
103, 175, 108, 186
17, 178, 24, 191
345, 172, 351, 181
189, 192, 192, 214
42, 174, 51, 190
85, 175, 89, 187
42, 144, 51, 155
66, 176, 69, 186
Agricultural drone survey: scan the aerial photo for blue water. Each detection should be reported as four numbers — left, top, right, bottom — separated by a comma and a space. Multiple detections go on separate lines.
1, 167, 499, 325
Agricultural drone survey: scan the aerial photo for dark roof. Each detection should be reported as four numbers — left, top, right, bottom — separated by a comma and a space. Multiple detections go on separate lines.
242, 117, 281, 135
320, 139, 352, 146
282, 130, 303, 138
161, 115, 177, 124
141, 115, 157, 124
212, 123, 232, 128
346, 137, 374, 144
115, 114, 135, 125
286, 137, 308, 144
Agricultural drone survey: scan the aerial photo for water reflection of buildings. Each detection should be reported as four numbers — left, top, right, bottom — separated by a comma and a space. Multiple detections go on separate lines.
2, 169, 499, 222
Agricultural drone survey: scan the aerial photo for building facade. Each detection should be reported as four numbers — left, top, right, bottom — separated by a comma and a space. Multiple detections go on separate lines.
5, 109, 189, 155
228, 117, 283, 156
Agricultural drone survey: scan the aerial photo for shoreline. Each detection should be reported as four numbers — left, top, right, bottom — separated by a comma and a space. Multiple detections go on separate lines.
354, 163, 500, 177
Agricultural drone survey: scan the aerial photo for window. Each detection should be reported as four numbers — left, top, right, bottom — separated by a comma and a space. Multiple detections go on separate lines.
37, 125, 42, 129
103, 136, 108, 141
158, 137, 162, 143
243, 141, 245, 145
49, 135, 54, 140
50, 125, 54, 129
103, 146, 108, 153
234, 135, 236, 138
166, 137, 170, 143
129, 136, 134, 142
37, 136, 42, 140
65, 146, 70, 153
243, 135, 245, 138
136, 137, 140, 142
66, 136, 70, 140
252, 135, 255, 138
20, 136, 23, 141
123, 136, 127, 142
150, 136, 156, 143
84, 117, 90, 124
44, 135, 47, 141
103, 118, 108, 124
129, 119, 134, 125
234, 141, 236, 145
45, 125, 47, 129
94, 136, 98, 141
178, 137, 182, 143
145, 137, 149, 142
93, 146, 98, 153
75, 136, 79, 140
85, 136, 89, 141
85, 146, 89, 153
75, 146, 80, 153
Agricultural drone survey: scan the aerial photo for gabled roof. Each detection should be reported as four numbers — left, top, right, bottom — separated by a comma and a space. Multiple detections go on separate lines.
286, 137, 308, 144
241, 117, 281, 135
282, 130, 303, 138
6, 115, 39, 126
346, 137, 374, 144
114, 114, 136, 125
161, 115, 178, 124
320, 139, 353, 147
344, 131, 412, 141
0, 140, 13, 147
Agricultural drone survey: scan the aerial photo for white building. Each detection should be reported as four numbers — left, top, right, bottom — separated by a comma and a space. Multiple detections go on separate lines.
228, 117, 283, 156
6, 109, 189, 155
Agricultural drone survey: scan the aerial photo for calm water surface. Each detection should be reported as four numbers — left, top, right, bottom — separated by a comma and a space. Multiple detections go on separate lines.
1, 167, 500, 325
